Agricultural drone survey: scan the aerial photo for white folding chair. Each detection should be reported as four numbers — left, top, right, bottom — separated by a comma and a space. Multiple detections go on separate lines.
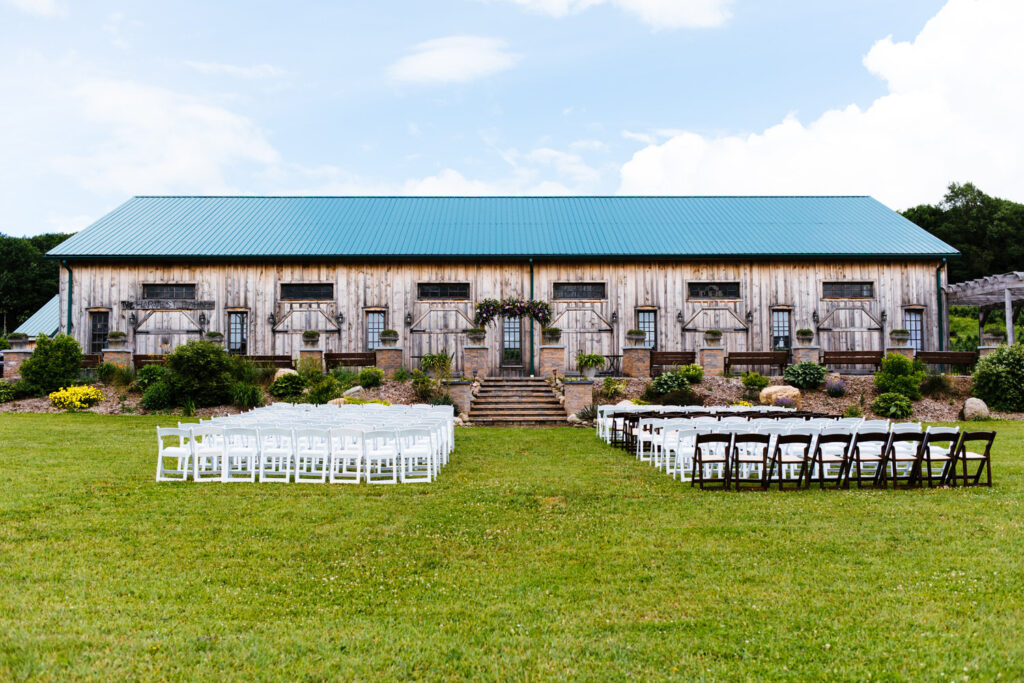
294, 428, 330, 483
155, 427, 192, 481
191, 425, 225, 482
364, 430, 400, 484
329, 427, 364, 484
258, 427, 295, 483
223, 427, 259, 482
398, 428, 434, 483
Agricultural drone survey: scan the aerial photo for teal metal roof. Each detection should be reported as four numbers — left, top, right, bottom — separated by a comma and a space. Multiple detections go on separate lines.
48, 196, 958, 260
14, 295, 60, 337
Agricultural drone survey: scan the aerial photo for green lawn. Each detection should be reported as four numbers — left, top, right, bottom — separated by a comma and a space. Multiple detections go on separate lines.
1, 415, 1023, 681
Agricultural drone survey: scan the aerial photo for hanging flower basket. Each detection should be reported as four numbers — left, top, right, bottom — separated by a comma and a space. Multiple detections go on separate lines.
474, 297, 552, 328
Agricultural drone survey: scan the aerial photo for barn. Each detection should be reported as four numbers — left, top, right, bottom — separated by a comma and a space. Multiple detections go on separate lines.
46, 195, 958, 376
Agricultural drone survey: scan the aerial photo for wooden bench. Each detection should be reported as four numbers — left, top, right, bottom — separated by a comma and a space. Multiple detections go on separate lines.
916, 351, 978, 371
821, 350, 884, 371
325, 352, 375, 369
650, 351, 697, 376
725, 351, 788, 375
132, 354, 166, 368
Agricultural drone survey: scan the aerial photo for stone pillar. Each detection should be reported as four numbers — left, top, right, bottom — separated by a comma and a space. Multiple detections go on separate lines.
298, 348, 325, 373
699, 346, 725, 376
375, 347, 404, 376
885, 346, 915, 360
791, 346, 820, 365
2, 349, 32, 379
101, 349, 133, 369
539, 345, 566, 377
978, 345, 999, 358
464, 345, 489, 379
563, 380, 594, 417
622, 346, 651, 378
444, 380, 473, 416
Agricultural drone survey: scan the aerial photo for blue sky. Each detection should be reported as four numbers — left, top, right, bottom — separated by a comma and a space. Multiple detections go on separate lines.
2, 0, 1020, 236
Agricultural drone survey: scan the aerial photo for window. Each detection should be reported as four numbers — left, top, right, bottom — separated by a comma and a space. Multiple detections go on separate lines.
636, 310, 656, 349
365, 311, 385, 351
502, 317, 522, 366
142, 284, 195, 300
904, 309, 924, 352
280, 283, 334, 300
688, 282, 740, 299
822, 282, 874, 299
771, 309, 791, 351
417, 283, 470, 300
89, 311, 109, 354
227, 311, 248, 355
552, 282, 606, 300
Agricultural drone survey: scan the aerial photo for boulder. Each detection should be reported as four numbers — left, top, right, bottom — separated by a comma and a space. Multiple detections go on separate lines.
273, 368, 298, 380
961, 397, 989, 421
453, 417, 464, 426
759, 385, 802, 409
458, 412, 470, 422
342, 385, 365, 398
327, 397, 346, 406
615, 399, 633, 408
567, 414, 583, 424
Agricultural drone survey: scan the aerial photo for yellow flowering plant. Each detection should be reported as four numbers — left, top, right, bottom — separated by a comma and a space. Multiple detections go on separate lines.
49, 385, 104, 410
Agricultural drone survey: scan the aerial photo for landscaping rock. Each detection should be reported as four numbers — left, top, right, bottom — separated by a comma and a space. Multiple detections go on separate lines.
759, 385, 802, 409
615, 399, 633, 408
458, 412, 470, 422
274, 368, 298, 380
343, 385, 365, 398
453, 417, 464, 426
327, 397, 346, 406
961, 397, 990, 421
567, 414, 582, 424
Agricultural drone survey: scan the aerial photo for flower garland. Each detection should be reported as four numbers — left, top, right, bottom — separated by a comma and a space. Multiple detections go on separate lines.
474, 297, 553, 328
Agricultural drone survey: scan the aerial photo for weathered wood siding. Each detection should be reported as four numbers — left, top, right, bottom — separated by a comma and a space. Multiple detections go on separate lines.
58, 259, 946, 373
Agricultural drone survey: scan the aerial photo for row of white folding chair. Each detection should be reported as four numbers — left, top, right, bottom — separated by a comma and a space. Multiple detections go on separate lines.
157, 425, 442, 484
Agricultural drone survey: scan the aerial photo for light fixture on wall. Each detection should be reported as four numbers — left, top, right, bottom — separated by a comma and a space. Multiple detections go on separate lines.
812, 311, 819, 325
128, 313, 137, 328
881, 311, 888, 323
335, 313, 345, 325
268, 312, 276, 326
198, 312, 207, 327
677, 311, 684, 324
745, 310, 753, 324
405, 313, 413, 326
610, 311, 618, 324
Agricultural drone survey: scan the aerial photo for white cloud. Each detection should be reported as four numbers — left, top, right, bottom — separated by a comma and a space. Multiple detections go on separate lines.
570, 138, 609, 152
54, 80, 280, 194
619, 0, 1024, 209
3, 0, 64, 17
184, 61, 286, 79
491, 0, 731, 29
388, 36, 520, 84
527, 147, 601, 185
44, 213, 93, 233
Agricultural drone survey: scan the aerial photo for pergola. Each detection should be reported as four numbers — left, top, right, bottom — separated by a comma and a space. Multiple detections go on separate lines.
945, 271, 1024, 345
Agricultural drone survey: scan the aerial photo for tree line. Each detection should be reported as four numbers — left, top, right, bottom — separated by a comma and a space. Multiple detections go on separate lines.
0, 233, 73, 333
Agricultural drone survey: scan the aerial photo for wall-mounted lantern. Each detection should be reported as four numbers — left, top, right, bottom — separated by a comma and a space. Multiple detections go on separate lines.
268, 312, 277, 326
334, 313, 345, 326
405, 313, 413, 326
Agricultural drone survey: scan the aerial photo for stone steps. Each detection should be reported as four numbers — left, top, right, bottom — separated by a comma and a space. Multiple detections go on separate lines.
469, 376, 567, 427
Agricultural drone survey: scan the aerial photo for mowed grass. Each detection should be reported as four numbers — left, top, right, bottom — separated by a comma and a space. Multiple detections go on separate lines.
1, 416, 1023, 681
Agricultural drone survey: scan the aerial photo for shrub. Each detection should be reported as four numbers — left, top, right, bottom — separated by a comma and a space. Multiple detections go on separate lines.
411, 369, 437, 401
392, 366, 413, 382
600, 376, 626, 399
164, 340, 233, 408
204, 331, 223, 340
421, 352, 453, 378
11, 380, 36, 399
49, 385, 104, 410
971, 343, 1024, 411
872, 392, 913, 419
575, 352, 605, 371
304, 376, 342, 405
0, 336, 9, 351
343, 397, 391, 406
358, 366, 385, 388
7, 332, 28, 340
677, 364, 704, 384
96, 361, 119, 384
0, 382, 15, 403
231, 381, 265, 409
254, 363, 279, 387
295, 357, 324, 385
135, 364, 166, 391
782, 361, 827, 390
741, 372, 770, 393
773, 396, 797, 409
302, 330, 320, 342
920, 372, 955, 398
330, 367, 360, 389
843, 404, 863, 418
18, 334, 83, 395
141, 381, 174, 410
269, 373, 305, 400
874, 353, 926, 400
656, 385, 702, 406
227, 355, 258, 384
429, 392, 460, 414
825, 377, 847, 398
650, 371, 689, 396
575, 403, 598, 421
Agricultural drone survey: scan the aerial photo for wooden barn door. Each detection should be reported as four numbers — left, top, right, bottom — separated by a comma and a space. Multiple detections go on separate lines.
818, 305, 883, 353
551, 307, 614, 374
679, 307, 749, 353
408, 306, 473, 374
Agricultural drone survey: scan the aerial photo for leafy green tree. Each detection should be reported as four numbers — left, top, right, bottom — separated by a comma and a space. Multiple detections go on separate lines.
0, 232, 74, 332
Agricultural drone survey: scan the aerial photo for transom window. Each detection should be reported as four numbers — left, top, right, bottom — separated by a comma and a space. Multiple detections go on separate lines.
823, 282, 874, 299
688, 282, 740, 299
417, 283, 470, 300
552, 282, 606, 300
142, 284, 195, 300
280, 283, 334, 300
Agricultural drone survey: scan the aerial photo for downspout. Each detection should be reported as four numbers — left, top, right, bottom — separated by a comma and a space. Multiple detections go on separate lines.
529, 258, 535, 376
936, 259, 945, 351
62, 260, 73, 336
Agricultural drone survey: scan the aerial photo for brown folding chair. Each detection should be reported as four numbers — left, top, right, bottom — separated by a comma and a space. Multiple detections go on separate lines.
765, 433, 812, 490
729, 433, 772, 490
947, 431, 995, 487
917, 428, 960, 488
692, 433, 732, 490
882, 431, 927, 488
807, 432, 852, 489
847, 431, 891, 488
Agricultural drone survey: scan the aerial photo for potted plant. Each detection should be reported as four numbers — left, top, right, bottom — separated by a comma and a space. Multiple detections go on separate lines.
889, 328, 911, 346
576, 351, 605, 379
107, 330, 129, 349
379, 329, 399, 347
703, 329, 723, 346
7, 332, 30, 349
541, 327, 561, 344
981, 327, 1006, 346
625, 328, 646, 346
466, 327, 486, 345
302, 330, 321, 347
204, 330, 223, 345
795, 328, 814, 345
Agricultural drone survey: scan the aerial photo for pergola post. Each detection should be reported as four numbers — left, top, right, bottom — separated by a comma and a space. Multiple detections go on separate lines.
1007, 288, 1016, 345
